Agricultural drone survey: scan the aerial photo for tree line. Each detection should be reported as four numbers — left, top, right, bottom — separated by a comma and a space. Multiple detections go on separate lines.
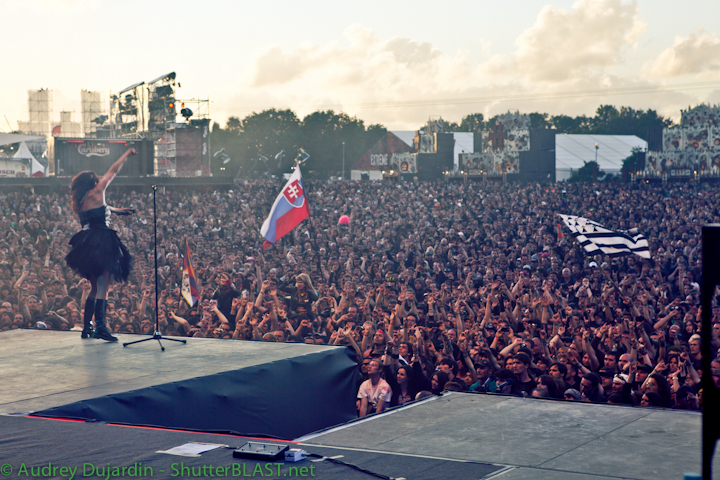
211, 105, 672, 179
441, 105, 672, 138
210, 109, 385, 179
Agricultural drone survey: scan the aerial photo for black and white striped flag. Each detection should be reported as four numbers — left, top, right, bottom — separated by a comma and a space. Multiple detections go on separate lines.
559, 215, 650, 259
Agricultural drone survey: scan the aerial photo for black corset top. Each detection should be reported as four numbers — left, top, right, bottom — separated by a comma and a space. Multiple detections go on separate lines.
79, 205, 111, 229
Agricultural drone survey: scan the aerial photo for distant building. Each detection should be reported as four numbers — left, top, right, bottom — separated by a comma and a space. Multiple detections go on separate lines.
644, 104, 720, 179
555, 134, 647, 182
351, 113, 556, 182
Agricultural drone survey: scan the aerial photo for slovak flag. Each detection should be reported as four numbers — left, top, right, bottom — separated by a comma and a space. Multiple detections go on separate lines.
261, 166, 310, 248
181, 240, 199, 307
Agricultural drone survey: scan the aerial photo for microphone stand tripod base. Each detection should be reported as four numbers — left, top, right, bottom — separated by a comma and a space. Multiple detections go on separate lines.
123, 332, 186, 351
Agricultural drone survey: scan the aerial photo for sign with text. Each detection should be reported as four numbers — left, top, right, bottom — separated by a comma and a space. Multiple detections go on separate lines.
0, 159, 30, 177
54, 138, 154, 177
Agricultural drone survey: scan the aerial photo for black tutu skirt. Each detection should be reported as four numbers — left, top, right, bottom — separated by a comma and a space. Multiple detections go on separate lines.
66, 227, 133, 282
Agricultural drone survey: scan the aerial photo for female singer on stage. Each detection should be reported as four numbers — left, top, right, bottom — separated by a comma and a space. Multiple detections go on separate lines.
65, 148, 137, 341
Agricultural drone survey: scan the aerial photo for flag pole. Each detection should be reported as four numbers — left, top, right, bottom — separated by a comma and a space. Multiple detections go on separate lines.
260, 160, 310, 248
182, 238, 199, 307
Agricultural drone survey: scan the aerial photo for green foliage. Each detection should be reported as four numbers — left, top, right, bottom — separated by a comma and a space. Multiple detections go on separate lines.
210, 109, 301, 178
548, 114, 589, 133
549, 105, 672, 140
210, 104, 671, 178
568, 160, 605, 182
210, 109, 386, 179
621, 146, 643, 180
442, 120, 461, 132
418, 113, 485, 133
528, 112, 551, 130
300, 110, 385, 178
459, 113, 485, 132
485, 115, 497, 130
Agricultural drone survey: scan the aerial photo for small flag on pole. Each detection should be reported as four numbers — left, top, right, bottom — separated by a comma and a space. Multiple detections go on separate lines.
559, 215, 650, 259
275, 150, 285, 168
260, 165, 310, 248
181, 240, 199, 306
296, 148, 310, 164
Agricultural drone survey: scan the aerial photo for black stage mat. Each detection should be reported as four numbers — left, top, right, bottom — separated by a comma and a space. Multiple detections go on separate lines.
0, 415, 504, 480
32, 346, 359, 439
0, 330, 359, 439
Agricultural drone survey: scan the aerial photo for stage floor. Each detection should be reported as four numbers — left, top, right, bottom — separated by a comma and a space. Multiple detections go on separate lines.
0, 329, 333, 414
2, 330, 716, 479
299, 392, 717, 480
0, 415, 505, 480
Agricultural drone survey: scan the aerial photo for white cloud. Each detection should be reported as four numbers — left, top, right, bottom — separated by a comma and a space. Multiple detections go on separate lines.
5, 0, 99, 13
245, 24, 469, 93
234, 24, 474, 128
482, 0, 646, 82
221, 6, 709, 130
643, 29, 720, 77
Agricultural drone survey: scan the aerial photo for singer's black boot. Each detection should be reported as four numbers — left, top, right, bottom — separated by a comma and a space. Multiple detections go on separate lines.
92, 299, 118, 342
81, 297, 96, 339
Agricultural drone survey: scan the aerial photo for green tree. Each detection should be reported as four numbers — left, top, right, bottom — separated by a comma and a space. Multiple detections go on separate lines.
210, 119, 245, 176
211, 108, 386, 179
550, 114, 592, 134
528, 112, 551, 129
459, 113, 485, 132
603, 106, 672, 139
416, 113, 485, 133
592, 105, 620, 133
569, 160, 605, 182
210, 109, 301, 177
226, 116, 242, 133
300, 110, 385, 178
621, 146, 643, 182
550, 105, 672, 139
442, 120, 461, 132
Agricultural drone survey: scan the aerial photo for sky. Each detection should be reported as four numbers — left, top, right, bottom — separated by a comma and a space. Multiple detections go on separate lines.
1, 0, 720, 132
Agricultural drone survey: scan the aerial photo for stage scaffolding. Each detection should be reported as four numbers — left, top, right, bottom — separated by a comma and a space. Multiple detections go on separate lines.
15, 89, 51, 173
106, 72, 210, 177
110, 82, 147, 138
18, 88, 52, 136
81, 90, 104, 136
59, 111, 82, 137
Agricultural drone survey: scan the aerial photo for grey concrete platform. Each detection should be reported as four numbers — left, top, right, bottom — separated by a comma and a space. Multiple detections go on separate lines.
2, 330, 716, 479
299, 392, 718, 480
0, 329, 332, 414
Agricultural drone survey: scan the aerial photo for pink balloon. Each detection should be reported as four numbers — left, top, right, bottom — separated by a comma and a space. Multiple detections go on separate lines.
338, 215, 350, 225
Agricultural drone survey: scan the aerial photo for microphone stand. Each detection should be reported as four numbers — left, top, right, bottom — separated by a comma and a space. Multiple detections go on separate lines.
124, 185, 186, 351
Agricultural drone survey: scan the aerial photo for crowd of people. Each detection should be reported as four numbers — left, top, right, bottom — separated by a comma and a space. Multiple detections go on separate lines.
1, 178, 719, 414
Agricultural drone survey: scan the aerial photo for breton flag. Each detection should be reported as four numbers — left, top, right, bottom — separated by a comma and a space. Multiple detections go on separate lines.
181, 240, 199, 306
559, 215, 650, 259
260, 165, 310, 248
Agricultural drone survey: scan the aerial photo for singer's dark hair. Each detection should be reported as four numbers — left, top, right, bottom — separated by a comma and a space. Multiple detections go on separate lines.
70, 171, 99, 215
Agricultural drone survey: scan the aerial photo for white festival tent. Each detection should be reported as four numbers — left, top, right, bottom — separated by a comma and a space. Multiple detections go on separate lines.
13, 141, 45, 177
556, 134, 647, 182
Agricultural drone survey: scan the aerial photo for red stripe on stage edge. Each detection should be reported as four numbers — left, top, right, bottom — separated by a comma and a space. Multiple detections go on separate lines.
27, 416, 87, 423
66, 140, 84, 143
27, 417, 298, 442
107, 423, 298, 443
